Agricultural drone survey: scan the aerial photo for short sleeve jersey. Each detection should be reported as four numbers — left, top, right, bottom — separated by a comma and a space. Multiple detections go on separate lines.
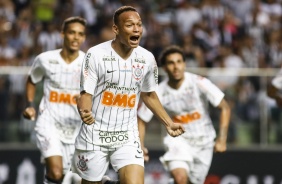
76, 40, 158, 150
138, 72, 224, 145
272, 70, 282, 90
29, 49, 85, 143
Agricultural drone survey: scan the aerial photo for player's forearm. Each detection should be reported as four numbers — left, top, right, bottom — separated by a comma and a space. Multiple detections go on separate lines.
138, 116, 146, 148
140, 92, 172, 128
218, 99, 231, 141
77, 91, 93, 112
26, 77, 36, 105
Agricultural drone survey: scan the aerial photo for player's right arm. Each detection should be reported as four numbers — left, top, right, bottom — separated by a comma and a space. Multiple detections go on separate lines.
77, 91, 95, 125
78, 50, 97, 125
23, 54, 45, 121
23, 76, 36, 121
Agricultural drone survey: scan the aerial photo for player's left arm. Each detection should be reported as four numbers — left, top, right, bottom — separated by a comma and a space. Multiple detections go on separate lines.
137, 116, 149, 162
140, 91, 185, 137
214, 98, 231, 152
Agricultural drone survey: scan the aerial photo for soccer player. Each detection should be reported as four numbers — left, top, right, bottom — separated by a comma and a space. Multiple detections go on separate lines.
71, 6, 185, 184
267, 70, 282, 142
267, 70, 282, 107
23, 16, 86, 184
137, 45, 231, 184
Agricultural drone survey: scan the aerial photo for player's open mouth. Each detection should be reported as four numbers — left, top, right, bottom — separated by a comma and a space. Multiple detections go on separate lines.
130, 36, 139, 42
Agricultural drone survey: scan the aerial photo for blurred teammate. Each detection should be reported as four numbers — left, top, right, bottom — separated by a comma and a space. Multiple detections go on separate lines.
267, 70, 282, 142
137, 45, 231, 184
23, 16, 86, 184
267, 70, 282, 107
71, 6, 185, 184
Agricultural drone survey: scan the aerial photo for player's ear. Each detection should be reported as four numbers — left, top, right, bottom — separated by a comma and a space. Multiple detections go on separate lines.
112, 24, 119, 35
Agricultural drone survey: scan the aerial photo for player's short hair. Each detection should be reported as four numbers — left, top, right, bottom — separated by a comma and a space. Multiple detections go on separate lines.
113, 6, 138, 25
159, 45, 185, 66
61, 16, 87, 32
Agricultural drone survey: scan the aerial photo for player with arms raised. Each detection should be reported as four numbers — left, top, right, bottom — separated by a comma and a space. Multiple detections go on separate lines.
138, 45, 231, 184
72, 6, 185, 184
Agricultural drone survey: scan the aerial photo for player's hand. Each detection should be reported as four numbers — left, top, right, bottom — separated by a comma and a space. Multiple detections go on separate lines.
166, 123, 185, 137
79, 109, 95, 125
142, 146, 149, 162
23, 107, 36, 121
214, 138, 227, 152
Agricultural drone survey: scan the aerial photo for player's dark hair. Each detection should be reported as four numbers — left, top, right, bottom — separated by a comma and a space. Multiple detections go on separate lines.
61, 16, 87, 32
113, 6, 137, 25
159, 45, 185, 66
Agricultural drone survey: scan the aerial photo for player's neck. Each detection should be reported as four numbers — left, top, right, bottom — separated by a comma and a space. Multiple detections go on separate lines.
168, 77, 184, 89
111, 39, 133, 60
60, 49, 79, 64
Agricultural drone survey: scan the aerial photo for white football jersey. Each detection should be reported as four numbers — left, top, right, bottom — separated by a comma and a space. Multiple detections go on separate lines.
76, 40, 158, 150
272, 70, 282, 90
138, 72, 224, 145
29, 49, 85, 143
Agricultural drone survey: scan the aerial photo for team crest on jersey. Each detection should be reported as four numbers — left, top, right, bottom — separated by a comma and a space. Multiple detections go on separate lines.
77, 155, 88, 171
49, 60, 59, 64
132, 64, 144, 80
103, 55, 116, 62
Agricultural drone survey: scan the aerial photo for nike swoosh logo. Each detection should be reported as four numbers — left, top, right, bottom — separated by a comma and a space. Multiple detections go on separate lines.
107, 70, 116, 73
137, 150, 142, 154
135, 155, 143, 159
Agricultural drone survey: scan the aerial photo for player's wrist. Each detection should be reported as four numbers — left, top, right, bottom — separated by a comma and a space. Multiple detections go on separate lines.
27, 101, 35, 108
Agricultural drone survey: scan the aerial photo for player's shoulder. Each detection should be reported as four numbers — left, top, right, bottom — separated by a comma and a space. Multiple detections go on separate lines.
135, 46, 155, 58
185, 72, 207, 81
87, 40, 111, 54
35, 49, 61, 63
78, 50, 86, 58
37, 49, 61, 58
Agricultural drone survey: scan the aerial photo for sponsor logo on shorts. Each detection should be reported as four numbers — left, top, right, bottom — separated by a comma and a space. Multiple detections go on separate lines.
134, 141, 143, 159
99, 131, 129, 146
77, 155, 88, 171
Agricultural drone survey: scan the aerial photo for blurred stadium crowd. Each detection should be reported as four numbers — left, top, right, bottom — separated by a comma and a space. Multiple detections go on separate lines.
0, 0, 282, 146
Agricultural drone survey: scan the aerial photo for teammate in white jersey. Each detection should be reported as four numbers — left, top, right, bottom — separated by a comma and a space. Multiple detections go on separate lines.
72, 6, 185, 184
267, 70, 282, 142
137, 45, 231, 184
23, 17, 86, 184
268, 70, 282, 107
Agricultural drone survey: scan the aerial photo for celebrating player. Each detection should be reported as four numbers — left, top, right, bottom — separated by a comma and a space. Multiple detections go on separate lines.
137, 45, 231, 184
71, 6, 185, 184
23, 17, 86, 184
